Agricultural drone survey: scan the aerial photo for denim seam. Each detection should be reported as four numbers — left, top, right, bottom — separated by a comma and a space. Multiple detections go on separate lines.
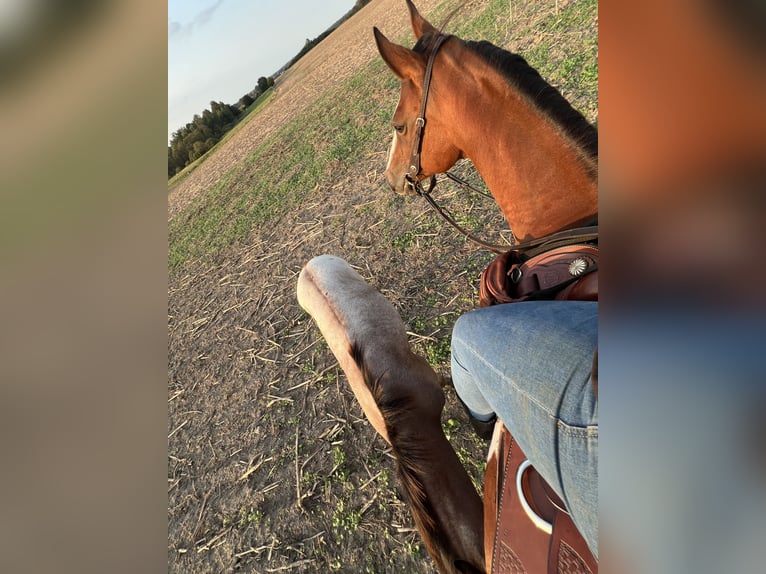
557, 420, 598, 439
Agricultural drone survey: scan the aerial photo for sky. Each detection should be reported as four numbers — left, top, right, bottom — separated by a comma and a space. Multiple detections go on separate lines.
168, 0, 356, 141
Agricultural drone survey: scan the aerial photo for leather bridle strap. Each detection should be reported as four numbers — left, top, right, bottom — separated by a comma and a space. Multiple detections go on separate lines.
421, 188, 509, 253
506, 224, 599, 254
423, 186, 598, 254
406, 33, 450, 185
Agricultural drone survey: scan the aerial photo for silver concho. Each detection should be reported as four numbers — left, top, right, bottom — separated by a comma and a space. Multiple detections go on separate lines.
568, 258, 588, 277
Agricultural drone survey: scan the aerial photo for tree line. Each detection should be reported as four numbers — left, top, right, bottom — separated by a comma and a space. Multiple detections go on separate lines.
168, 76, 274, 178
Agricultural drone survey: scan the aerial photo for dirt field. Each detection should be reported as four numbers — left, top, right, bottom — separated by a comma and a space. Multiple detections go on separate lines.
168, 1, 597, 572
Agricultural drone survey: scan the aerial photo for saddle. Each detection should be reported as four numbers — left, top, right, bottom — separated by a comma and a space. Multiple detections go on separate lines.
484, 425, 597, 574
479, 243, 598, 307
478, 229, 598, 573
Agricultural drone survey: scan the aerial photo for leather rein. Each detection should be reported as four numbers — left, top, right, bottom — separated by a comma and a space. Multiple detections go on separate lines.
404, 34, 597, 254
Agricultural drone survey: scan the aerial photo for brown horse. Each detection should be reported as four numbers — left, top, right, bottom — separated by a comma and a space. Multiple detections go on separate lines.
297, 2, 597, 573
376, 0, 597, 242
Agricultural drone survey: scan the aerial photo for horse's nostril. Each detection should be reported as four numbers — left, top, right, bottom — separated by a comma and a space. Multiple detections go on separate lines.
384, 170, 398, 193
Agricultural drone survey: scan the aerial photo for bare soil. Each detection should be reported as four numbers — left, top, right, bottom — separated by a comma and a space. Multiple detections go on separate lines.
168, 1, 596, 572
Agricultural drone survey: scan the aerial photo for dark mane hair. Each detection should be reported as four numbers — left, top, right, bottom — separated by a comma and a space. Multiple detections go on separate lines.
414, 33, 598, 163
349, 341, 456, 573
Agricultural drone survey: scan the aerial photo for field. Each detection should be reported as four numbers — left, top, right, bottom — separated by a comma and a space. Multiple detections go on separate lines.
168, 0, 597, 571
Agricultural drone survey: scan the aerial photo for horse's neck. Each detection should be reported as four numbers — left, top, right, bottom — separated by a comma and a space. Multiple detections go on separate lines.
448, 55, 597, 241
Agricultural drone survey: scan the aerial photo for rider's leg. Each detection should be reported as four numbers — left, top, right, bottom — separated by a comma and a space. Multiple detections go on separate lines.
450, 300, 598, 557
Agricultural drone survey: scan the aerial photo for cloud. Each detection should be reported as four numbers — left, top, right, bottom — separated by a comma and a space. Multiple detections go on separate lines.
169, 0, 225, 40
168, 20, 181, 38
193, 0, 225, 27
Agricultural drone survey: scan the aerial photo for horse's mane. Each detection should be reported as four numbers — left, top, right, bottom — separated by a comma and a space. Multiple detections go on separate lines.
414, 33, 598, 164
349, 341, 458, 573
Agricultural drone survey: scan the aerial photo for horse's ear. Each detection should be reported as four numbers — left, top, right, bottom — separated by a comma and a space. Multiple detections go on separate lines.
406, 0, 437, 39
374, 27, 423, 81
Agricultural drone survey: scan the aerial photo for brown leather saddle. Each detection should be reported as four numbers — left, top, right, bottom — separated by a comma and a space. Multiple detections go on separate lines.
479, 244, 598, 308
484, 424, 597, 574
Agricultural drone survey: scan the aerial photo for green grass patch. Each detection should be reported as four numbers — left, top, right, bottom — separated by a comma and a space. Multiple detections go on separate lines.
453, 0, 513, 44
222, 506, 264, 530
425, 336, 452, 365
518, 0, 598, 119
332, 499, 363, 541
169, 64, 396, 273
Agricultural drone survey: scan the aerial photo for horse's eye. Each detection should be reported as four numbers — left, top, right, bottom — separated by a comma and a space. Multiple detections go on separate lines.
393, 124, 406, 135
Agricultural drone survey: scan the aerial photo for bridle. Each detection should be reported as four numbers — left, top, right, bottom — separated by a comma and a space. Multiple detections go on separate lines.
403, 33, 517, 254
404, 33, 449, 189
401, 33, 597, 254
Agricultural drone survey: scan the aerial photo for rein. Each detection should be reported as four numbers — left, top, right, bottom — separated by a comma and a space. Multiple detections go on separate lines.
416, 170, 598, 254
417, 176, 510, 254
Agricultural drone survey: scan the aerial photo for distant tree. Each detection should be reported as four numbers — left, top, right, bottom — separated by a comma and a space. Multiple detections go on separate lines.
239, 94, 254, 109
168, 99, 246, 179
168, 147, 177, 177
257, 76, 269, 93
190, 140, 210, 162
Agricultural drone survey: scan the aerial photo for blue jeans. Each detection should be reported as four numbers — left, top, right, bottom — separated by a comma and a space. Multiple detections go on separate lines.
451, 301, 598, 557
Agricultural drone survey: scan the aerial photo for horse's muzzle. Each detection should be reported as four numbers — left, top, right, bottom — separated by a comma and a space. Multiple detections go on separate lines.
401, 176, 421, 197
385, 170, 419, 196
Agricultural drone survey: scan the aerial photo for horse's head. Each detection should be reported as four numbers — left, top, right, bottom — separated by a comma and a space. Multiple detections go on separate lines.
374, 1, 462, 195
